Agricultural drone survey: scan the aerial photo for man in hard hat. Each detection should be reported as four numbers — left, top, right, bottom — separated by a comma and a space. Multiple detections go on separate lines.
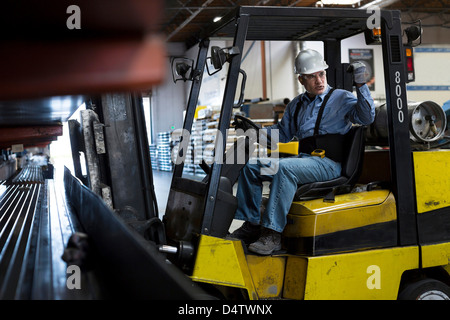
229, 49, 375, 255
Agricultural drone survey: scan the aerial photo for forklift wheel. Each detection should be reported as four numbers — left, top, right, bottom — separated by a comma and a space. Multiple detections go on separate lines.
398, 279, 450, 300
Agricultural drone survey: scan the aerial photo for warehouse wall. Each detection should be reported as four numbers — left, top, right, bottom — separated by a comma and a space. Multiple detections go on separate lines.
187, 40, 299, 108
198, 35, 387, 106
150, 42, 189, 142
406, 46, 450, 106
407, 14, 450, 45
400, 13, 450, 106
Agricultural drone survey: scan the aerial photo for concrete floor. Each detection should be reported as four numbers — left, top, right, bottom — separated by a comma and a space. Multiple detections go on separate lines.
152, 169, 174, 217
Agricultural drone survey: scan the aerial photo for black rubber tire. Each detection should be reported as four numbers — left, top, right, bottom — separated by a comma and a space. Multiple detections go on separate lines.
398, 279, 450, 300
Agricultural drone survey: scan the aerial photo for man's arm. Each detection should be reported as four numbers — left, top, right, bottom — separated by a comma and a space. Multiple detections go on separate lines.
353, 84, 375, 125
348, 62, 376, 125
264, 97, 298, 143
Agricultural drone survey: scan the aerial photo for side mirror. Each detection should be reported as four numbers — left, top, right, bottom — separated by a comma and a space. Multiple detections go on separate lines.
211, 46, 227, 69
206, 46, 240, 76
171, 57, 194, 83
404, 21, 422, 46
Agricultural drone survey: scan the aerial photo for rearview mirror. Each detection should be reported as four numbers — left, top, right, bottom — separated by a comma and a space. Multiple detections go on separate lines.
206, 46, 240, 76
404, 20, 422, 46
211, 46, 227, 69
171, 57, 194, 83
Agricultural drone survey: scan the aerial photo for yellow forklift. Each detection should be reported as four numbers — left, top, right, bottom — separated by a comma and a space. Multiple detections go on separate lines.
161, 6, 450, 300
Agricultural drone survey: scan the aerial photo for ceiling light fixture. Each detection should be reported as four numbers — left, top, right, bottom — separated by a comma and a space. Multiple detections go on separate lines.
360, 0, 401, 9
320, 0, 361, 5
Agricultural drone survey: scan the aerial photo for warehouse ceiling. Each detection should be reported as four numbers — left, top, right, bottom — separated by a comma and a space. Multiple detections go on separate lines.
162, 0, 450, 47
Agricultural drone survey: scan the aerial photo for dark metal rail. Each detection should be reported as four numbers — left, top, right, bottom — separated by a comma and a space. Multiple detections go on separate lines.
0, 180, 42, 298
11, 165, 44, 184
0, 165, 89, 299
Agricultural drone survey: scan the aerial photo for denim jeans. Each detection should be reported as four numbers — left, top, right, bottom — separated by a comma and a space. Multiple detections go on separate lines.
234, 154, 342, 233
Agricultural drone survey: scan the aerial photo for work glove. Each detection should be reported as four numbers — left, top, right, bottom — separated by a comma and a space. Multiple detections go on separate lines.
347, 61, 368, 85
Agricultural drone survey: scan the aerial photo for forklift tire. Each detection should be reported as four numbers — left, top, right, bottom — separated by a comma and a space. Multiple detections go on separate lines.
398, 279, 450, 300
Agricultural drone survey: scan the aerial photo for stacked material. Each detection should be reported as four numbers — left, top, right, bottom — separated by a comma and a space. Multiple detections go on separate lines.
149, 144, 157, 169
191, 119, 207, 176
171, 129, 195, 175
11, 164, 44, 184
156, 131, 172, 172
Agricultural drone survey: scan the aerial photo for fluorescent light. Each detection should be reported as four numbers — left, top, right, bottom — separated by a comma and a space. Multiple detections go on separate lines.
320, 0, 361, 5
360, 0, 398, 9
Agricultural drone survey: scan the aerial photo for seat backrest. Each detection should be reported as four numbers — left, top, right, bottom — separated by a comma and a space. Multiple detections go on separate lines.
293, 125, 366, 201
341, 125, 365, 184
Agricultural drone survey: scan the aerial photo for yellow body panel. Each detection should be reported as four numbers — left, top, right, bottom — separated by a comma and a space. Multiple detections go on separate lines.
191, 235, 258, 299
290, 190, 392, 215
413, 150, 450, 213
285, 190, 396, 237
191, 235, 287, 299
192, 236, 420, 300
284, 246, 419, 300
247, 255, 286, 298
421, 242, 450, 269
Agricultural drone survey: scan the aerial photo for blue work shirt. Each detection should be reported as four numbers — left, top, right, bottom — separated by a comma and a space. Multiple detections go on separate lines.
266, 84, 375, 143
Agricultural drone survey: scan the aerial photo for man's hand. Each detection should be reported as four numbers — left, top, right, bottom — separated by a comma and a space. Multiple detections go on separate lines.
347, 61, 368, 85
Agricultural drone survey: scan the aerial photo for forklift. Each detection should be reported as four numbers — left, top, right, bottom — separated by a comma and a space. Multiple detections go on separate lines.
157, 6, 450, 300
62, 6, 450, 300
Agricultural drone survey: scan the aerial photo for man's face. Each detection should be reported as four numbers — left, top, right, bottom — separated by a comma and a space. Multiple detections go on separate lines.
298, 70, 327, 97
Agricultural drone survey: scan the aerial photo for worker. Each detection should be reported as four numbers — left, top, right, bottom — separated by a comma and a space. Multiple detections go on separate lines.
229, 49, 375, 255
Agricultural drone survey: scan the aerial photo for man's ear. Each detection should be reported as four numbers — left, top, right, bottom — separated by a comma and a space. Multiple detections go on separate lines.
298, 75, 304, 85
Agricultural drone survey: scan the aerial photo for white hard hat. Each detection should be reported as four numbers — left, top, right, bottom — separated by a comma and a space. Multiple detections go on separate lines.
294, 49, 329, 75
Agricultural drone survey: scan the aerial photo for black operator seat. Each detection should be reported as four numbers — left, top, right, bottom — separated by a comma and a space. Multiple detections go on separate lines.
293, 125, 366, 202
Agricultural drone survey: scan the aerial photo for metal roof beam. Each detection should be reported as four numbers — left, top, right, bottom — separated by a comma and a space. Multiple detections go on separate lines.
167, 0, 215, 41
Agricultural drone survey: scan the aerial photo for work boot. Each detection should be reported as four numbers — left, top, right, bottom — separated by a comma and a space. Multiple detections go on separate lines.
226, 221, 261, 245
248, 227, 282, 255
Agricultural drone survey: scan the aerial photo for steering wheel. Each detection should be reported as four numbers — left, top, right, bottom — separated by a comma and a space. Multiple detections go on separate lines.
233, 115, 273, 150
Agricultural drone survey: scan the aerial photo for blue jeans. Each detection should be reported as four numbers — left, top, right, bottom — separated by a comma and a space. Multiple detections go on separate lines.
235, 154, 341, 233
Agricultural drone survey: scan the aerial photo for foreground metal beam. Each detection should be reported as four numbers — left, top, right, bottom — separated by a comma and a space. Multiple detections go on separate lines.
63, 167, 211, 299
0, 1, 165, 100
0, 125, 63, 150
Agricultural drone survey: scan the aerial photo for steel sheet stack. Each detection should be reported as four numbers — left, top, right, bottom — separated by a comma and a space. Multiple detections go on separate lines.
149, 144, 157, 169
156, 131, 172, 172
